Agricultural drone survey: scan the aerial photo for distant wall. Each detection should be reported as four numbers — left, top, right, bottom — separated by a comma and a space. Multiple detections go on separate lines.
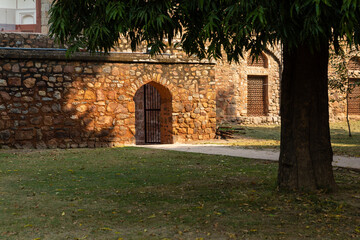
215, 48, 282, 125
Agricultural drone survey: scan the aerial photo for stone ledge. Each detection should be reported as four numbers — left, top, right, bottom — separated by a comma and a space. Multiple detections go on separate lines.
0, 49, 215, 65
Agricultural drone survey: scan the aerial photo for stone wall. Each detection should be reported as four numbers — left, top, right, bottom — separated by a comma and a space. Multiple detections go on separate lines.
328, 48, 360, 121
1, 31, 358, 151
0, 47, 216, 148
0, 32, 59, 48
215, 48, 282, 125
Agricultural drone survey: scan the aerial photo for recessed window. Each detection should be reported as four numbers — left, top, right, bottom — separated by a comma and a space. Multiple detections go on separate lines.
348, 57, 360, 71
348, 79, 360, 115
247, 76, 268, 116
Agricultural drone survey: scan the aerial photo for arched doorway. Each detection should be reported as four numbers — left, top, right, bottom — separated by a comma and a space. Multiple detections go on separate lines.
133, 82, 173, 144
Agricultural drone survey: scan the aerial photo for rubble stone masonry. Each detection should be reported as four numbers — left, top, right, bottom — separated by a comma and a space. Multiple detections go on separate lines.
215, 49, 282, 124
0, 32, 358, 148
0, 35, 216, 148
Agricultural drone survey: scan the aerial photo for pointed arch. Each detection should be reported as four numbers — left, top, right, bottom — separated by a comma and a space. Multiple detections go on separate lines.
348, 56, 360, 70
133, 81, 173, 144
247, 52, 268, 68
127, 73, 176, 98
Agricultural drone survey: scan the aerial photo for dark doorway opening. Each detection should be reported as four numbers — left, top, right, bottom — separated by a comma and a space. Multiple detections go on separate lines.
144, 84, 161, 143
134, 82, 173, 145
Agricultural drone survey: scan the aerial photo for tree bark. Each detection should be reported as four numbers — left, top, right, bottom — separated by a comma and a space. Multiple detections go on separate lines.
278, 42, 336, 191
346, 80, 352, 137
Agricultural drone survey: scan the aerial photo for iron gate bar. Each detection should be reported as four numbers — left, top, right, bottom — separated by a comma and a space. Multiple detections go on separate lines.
144, 84, 161, 143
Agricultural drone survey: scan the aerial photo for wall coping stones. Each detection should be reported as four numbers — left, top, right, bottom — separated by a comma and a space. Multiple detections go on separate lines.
0, 48, 215, 65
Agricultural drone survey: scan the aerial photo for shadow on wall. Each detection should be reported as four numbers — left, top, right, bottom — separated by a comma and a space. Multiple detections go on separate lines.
216, 86, 237, 123
0, 62, 173, 149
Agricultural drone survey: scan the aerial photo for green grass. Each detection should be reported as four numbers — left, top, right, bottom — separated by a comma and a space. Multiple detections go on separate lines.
216, 120, 360, 157
330, 121, 360, 157
1, 148, 360, 239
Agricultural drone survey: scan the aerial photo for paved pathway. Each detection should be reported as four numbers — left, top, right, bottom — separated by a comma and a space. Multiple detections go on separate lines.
139, 144, 360, 170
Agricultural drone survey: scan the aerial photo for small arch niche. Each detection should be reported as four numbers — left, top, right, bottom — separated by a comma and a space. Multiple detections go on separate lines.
247, 52, 268, 68
133, 81, 173, 144
348, 57, 360, 71
21, 15, 35, 25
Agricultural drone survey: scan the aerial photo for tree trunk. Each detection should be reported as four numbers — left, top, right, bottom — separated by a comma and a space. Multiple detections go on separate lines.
346, 80, 352, 137
278, 42, 336, 191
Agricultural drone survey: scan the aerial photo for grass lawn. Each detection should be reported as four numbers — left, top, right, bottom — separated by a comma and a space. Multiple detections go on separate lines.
1, 147, 360, 239
216, 120, 360, 157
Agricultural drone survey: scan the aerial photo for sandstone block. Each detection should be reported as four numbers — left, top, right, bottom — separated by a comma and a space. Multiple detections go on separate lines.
116, 114, 128, 120
98, 116, 113, 125
44, 116, 53, 126
3, 63, 11, 71
107, 102, 118, 112
15, 130, 34, 140
24, 78, 36, 88
107, 91, 116, 100
75, 67, 83, 73
64, 65, 74, 73
96, 90, 105, 101
12, 64, 20, 72
22, 96, 33, 102
112, 67, 119, 75
84, 68, 93, 74
0, 79, 7, 87
62, 104, 73, 113
93, 66, 102, 73
53, 65, 63, 73
103, 66, 111, 73
173, 103, 184, 112
76, 105, 87, 113
26, 61, 34, 67
0, 91, 11, 100
84, 90, 96, 100
8, 77, 21, 86
128, 102, 135, 113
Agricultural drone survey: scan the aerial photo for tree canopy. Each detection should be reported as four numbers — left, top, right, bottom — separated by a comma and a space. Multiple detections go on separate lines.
50, 0, 360, 60
49, 0, 360, 191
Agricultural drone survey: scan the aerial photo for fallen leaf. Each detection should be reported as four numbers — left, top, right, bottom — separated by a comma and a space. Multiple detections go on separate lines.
100, 227, 112, 231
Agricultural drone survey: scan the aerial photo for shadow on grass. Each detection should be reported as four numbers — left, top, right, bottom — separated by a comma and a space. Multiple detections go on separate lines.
225, 124, 360, 157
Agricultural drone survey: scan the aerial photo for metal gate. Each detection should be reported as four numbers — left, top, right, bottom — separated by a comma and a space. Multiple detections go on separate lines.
144, 84, 161, 143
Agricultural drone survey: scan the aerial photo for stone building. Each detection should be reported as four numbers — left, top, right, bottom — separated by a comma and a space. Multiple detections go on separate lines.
0, 0, 359, 148
328, 50, 360, 120
0, 34, 217, 148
